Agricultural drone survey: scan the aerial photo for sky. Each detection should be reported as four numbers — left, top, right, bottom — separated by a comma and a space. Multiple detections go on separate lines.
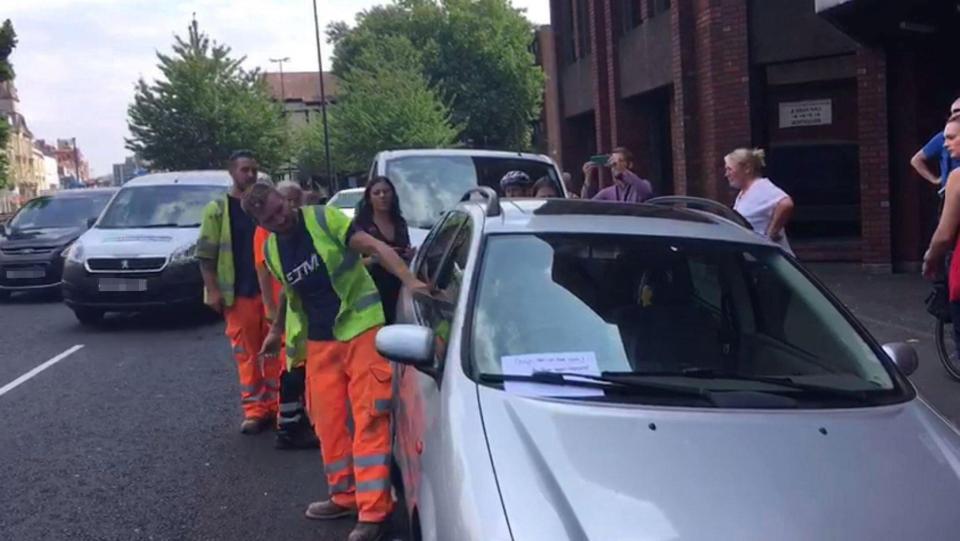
7, 0, 550, 177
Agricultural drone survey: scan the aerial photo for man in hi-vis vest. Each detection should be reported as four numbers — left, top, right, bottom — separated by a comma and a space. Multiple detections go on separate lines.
197, 150, 282, 435
242, 182, 427, 541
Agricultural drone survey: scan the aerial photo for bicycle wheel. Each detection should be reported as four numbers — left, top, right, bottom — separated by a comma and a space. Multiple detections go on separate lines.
935, 318, 960, 380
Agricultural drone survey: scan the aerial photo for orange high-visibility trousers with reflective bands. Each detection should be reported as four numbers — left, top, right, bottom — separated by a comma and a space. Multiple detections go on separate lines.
224, 296, 282, 420
306, 327, 393, 523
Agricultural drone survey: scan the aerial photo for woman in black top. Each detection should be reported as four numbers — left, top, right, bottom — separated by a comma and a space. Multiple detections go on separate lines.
353, 176, 414, 324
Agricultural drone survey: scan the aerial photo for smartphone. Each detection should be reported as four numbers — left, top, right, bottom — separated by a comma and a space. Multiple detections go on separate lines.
589, 154, 609, 166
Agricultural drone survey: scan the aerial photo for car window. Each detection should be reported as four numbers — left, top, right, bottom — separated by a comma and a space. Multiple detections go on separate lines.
385, 155, 562, 229
416, 212, 467, 283
417, 219, 473, 367
98, 185, 226, 229
329, 190, 363, 210
470, 234, 902, 408
8, 194, 112, 230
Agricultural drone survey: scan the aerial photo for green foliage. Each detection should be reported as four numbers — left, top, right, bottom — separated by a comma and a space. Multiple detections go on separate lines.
126, 20, 289, 172
0, 18, 17, 190
329, 0, 544, 150
330, 35, 459, 172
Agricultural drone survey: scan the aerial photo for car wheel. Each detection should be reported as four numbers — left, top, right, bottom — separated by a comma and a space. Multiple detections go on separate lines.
73, 308, 104, 326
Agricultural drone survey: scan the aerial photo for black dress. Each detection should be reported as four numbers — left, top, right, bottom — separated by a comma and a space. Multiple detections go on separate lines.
358, 219, 411, 325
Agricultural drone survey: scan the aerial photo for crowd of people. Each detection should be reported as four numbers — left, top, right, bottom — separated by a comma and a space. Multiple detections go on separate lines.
197, 141, 803, 541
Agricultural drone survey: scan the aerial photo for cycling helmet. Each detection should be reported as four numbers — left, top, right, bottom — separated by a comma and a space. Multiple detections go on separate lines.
499, 170, 532, 190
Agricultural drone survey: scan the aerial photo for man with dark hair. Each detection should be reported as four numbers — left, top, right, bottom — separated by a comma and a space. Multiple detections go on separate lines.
581, 146, 654, 202
243, 183, 427, 541
197, 151, 281, 435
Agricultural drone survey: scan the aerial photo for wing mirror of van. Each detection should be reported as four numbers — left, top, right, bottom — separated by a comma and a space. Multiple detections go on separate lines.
376, 324, 435, 369
883, 342, 919, 376
86, 217, 97, 229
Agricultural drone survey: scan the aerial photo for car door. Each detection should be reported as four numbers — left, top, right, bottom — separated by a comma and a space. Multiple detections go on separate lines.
394, 211, 471, 510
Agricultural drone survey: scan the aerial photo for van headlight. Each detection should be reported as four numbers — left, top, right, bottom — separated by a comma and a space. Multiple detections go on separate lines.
62, 242, 84, 264
168, 242, 198, 265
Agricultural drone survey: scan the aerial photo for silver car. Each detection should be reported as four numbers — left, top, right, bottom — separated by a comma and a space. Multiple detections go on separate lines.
377, 191, 960, 541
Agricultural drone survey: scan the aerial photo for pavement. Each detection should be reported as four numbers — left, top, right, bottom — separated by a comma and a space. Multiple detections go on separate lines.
0, 265, 958, 541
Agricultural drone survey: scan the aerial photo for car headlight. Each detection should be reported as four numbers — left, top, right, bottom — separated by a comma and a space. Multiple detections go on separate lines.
168, 242, 198, 265
63, 242, 84, 264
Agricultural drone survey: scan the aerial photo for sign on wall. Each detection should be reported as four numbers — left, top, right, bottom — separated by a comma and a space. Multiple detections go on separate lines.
779, 99, 833, 128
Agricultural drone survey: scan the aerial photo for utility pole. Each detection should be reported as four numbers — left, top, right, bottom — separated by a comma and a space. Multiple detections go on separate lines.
269, 56, 290, 102
312, 0, 334, 193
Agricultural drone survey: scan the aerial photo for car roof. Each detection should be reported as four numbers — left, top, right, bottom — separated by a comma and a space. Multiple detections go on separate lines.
377, 148, 556, 165
464, 198, 769, 246
334, 188, 365, 194
122, 170, 232, 187
48, 187, 118, 198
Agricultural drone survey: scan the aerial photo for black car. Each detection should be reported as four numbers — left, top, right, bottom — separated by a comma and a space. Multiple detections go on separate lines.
0, 188, 117, 299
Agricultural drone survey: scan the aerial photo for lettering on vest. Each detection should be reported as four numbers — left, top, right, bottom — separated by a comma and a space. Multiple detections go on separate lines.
286, 253, 321, 285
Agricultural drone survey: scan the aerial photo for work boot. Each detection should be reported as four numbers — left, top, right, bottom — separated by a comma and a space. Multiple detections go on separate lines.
275, 428, 320, 450
347, 522, 386, 541
304, 499, 356, 520
239, 417, 270, 435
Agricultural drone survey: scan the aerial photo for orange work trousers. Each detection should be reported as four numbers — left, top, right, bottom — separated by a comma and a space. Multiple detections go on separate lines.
306, 327, 394, 523
224, 296, 282, 420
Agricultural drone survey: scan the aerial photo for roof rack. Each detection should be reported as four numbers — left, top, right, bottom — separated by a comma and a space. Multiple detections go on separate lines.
646, 196, 752, 230
461, 187, 502, 217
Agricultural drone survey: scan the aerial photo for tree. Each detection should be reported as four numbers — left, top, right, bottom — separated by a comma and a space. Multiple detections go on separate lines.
323, 34, 458, 173
329, 0, 544, 150
0, 19, 17, 190
126, 19, 288, 172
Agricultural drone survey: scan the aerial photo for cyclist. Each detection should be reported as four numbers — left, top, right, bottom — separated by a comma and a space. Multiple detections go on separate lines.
923, 113, 960, 364
500, 170, 533, 198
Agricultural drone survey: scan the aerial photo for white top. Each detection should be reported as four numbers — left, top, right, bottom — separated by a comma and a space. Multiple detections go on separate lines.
733, 177, 792, 253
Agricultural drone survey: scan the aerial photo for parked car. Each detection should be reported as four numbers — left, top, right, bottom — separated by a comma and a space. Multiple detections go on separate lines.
327, 187, 364, 219
61, 171, 229, 324
0, 188, 117, 300
369, 149, 565, 246
377, 191, 960, 541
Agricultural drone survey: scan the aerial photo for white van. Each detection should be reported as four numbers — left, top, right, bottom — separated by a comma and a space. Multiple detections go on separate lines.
369, 149, 566, 246
61, 171, 230, 324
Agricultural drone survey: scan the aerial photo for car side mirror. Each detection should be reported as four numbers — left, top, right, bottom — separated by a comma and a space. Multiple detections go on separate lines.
86, 217, 97, 228
883, 342, 919, 376
376, 324, 435, 368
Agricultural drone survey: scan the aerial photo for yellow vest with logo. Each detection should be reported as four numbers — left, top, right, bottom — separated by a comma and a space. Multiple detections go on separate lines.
263, 205, 385, 364
197, 195, 237, 307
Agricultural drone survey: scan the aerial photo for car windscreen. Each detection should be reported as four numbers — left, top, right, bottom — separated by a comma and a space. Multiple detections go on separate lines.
470, 233, 904, 408
97, 185, 225, 229
8, 193, 113, 230
329, 190, 363, 210
385, 155, 562, 228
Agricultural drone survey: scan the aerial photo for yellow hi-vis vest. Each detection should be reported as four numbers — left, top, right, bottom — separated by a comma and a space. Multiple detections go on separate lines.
263, 205, 385, 364
197, 195, 237, 308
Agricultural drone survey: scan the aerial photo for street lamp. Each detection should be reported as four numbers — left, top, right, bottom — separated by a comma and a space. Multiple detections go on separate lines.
269, 56, 290, 101
312, 0, 334, 192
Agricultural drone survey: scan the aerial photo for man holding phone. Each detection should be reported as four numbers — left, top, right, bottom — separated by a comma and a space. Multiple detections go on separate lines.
581, 147, 654, 203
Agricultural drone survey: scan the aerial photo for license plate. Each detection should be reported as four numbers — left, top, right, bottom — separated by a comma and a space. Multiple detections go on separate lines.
6, 269, 45, 279
98, 278, 148, 292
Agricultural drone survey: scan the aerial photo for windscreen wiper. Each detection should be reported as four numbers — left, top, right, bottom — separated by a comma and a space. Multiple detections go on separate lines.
478, 371, 716, 404
612, 367, 874, 403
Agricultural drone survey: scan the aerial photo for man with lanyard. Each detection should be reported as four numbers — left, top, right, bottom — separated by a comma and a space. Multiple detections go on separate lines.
912, 97, 960, 198
581, 146, 654, 202
197, 150, 281, 435
242, 183, 427, 541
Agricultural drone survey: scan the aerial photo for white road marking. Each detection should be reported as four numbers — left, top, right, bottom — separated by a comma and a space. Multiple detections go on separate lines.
0, 345, 85, 398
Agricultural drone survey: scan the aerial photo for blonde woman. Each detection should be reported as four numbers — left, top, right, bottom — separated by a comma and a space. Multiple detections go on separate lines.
724, 148, 795, 253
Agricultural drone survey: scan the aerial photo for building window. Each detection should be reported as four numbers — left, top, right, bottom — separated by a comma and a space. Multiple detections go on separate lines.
652, 0, 670, 15
575, 0, 591, 58
619, 0, 643, 35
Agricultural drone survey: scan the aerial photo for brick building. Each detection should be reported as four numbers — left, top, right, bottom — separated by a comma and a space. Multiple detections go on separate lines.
262, 71, 339, 132
545, 0, 958, 270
